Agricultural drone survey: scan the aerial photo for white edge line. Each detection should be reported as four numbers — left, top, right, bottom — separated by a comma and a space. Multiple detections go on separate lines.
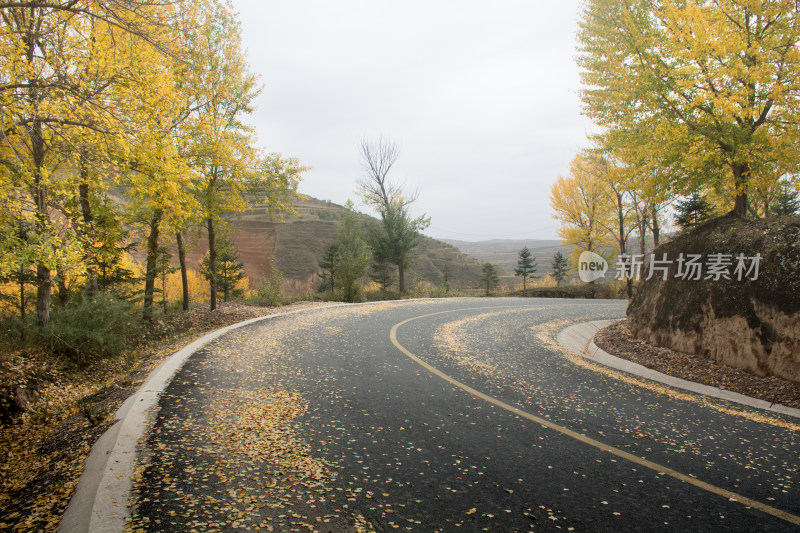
557, 320, 800, 420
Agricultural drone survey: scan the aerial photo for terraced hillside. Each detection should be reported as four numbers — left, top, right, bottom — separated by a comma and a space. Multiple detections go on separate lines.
178, 197, 485, 290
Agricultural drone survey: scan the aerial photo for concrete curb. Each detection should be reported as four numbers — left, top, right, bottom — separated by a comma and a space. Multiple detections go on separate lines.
557, 320, 800, 420
58, 304, 351, 533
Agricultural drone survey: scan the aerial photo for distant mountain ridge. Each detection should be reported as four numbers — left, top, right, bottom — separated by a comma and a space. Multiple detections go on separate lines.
440, 238, 573, 277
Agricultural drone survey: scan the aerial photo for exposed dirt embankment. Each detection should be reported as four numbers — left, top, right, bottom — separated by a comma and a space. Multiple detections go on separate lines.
627, 215, 800, 383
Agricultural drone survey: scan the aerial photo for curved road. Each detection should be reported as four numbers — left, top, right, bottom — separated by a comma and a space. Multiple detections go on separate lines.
129, 298, 799, 532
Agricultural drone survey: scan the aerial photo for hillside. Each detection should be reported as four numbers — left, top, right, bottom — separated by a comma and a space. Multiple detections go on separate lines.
442, 238, 573, 278
177, 197, 485, 290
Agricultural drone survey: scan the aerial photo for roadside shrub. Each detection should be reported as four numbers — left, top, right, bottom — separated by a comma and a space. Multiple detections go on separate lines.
36, 294, 135, 364
514, 281, 625, 299
281, 277, 315, 301
250, 268, 284, 307
0, 315, 31, 344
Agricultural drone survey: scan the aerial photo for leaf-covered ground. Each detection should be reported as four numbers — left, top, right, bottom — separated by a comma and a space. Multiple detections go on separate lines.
128, 299, 798, 532
3, 300, 797, 531
127, 304, 417, 533
0, 301, 331, 532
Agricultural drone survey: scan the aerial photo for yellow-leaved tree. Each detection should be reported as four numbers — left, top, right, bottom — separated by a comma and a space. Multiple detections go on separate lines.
180, 0, 307, 310
0, 0, 186, 326
578, 0, 800, 218
550, 153, 614, 269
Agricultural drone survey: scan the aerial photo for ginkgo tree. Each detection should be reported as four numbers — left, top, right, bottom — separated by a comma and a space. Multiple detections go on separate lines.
550, 153, 614, 269
578, 0, 800, 217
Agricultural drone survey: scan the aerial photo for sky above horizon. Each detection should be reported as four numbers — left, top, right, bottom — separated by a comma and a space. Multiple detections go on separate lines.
231, 1, 595, 242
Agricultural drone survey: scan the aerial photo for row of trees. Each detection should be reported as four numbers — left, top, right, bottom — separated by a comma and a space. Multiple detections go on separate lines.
321, 236, 573, 300
579, 0, 800, 218
550, 149, 798, 285
318, 138, 578, 300
317, 137, 430, 302
550, 151, 669, 296
551, 0, 800, 293
481, 249, 570, 296
0, 0, 306, 326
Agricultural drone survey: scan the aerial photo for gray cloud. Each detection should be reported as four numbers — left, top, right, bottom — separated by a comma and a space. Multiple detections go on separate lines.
234, 0, 592, 241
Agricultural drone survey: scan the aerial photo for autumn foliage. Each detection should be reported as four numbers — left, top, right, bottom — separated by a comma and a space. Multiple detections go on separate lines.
553, 0, 800, 265
0, 0, 307, 329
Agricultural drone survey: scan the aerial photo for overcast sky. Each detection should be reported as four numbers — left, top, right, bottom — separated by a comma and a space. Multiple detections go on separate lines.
231, 1, 595, 242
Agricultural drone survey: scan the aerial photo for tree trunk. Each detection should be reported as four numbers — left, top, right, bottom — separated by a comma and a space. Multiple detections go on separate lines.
18, 274, 27, 340
732, 162, 749, 217
19, 271, 26, 320
78, 162, 99, 297
398, 263, 405, 294
651, 204, 660, 247
143, 209, 163, 320
207, 218, 217, 311
55, 263, 69, 308
638, 208, 649, 257
32, 119, 51, 327
176, 231, 189, 311
616, 195, 632, 298
36, 265, 51, 327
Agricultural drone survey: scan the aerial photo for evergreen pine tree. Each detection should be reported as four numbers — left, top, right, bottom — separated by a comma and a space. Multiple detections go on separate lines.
337, 202, 371, 303
201, 236, 246, 302
514, 246, 537, 290
368, 255, 395, 292
481, 262, 500, 296
552, 251, 569, 286
674, 193, 714, 230
773, 184, 800, 216
318, 243, 339, 299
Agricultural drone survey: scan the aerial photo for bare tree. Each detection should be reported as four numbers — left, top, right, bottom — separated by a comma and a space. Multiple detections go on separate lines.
357, 135, 417, 212
356, 135, 428, 294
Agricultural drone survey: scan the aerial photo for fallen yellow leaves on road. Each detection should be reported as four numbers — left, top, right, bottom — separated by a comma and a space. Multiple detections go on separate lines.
209, 389, 332, 487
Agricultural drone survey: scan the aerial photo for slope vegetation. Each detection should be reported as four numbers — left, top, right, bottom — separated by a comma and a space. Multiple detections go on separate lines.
179, 197, 484, 289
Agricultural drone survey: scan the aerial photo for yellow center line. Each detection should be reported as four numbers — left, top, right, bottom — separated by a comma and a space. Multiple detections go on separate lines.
389, 309, 800, 527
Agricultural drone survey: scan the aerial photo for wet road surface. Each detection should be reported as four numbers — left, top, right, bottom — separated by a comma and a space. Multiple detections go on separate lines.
129, 298, 799, 532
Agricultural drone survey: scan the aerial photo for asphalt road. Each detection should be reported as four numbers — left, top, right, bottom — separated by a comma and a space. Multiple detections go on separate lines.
129, 298, 799, 532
